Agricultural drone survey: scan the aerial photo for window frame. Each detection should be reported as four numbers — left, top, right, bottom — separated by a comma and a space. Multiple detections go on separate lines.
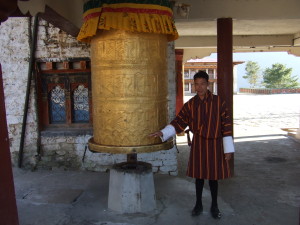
184, 70, 190, 78
35, 59, 92, 131
184, 83, 190, 92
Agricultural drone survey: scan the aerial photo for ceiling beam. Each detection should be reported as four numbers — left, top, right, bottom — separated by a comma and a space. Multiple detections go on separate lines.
39, 5, 80, 37
179, 46, 300, 62
174, 0, 300, 20
175, 35, 294, 48
17, 0, 84, 33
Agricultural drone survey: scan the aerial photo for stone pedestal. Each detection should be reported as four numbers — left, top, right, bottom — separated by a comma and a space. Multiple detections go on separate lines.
108, 162, 156, 213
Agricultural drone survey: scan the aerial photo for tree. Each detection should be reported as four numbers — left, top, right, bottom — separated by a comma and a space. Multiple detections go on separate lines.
263, 63, 299, 88
243, 61, 261, 88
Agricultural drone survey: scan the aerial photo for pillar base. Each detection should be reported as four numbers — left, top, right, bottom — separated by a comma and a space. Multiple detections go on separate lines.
108, 161, 156, 213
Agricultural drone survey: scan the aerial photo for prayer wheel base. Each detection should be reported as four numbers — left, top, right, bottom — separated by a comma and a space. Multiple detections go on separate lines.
108, 161, 156, 213
88, 137, 174, 154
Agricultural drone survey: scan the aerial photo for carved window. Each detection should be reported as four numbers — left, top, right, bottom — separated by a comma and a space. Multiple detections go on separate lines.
36, 60, 92, 130
49, 85, 66, 124
72, 84, 90, 123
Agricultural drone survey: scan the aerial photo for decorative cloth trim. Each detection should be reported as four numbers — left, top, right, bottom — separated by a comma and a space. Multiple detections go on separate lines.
83, 0, 172, 12
77, 2, 178, 43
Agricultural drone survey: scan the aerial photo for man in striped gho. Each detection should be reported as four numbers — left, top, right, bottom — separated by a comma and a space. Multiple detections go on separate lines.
150, 70, 234, 219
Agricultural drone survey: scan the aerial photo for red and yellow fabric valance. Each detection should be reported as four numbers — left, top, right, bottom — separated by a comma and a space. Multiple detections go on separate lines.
77, 2, 179, 43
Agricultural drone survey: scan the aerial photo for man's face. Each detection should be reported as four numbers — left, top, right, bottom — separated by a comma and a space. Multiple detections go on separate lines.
194, 78, 208, 98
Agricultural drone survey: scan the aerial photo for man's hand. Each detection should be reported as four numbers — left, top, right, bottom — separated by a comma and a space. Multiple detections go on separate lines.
149, 131, 163, 138
224, 153, 233, 161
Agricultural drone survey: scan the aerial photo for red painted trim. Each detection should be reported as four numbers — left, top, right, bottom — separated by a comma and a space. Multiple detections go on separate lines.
66, 98, 72, 124
0, 64, 19, 225
84, 11, 102, 21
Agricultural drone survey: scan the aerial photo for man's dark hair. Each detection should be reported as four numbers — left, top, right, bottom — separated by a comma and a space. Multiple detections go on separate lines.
193, 71, 209, 82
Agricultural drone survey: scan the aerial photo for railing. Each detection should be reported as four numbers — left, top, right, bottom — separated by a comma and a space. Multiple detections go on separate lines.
239, 88, 300, 94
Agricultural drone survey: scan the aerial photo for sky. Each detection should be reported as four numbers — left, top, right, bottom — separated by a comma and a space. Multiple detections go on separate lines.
209, 52, 300, 89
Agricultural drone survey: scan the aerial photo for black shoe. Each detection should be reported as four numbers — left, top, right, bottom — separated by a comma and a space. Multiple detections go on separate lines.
191, 204, 203, 216
210, 206, 222, 219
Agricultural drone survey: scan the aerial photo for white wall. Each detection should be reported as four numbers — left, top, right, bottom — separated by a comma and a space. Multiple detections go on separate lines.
0, 17, 37, 167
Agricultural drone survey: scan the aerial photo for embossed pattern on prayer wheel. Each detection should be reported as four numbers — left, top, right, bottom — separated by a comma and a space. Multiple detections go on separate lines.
88, 29, 174, 154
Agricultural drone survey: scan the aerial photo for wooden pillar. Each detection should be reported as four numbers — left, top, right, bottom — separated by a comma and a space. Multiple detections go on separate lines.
0, 64, 19, 225
217, 18, 234, 175
175, 49, 184, 115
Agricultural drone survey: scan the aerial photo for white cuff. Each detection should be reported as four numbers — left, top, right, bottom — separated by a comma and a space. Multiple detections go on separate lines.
160, 125, 176, 142
223, 136, 235, 153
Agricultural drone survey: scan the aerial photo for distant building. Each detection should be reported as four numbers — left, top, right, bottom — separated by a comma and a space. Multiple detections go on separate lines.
183, 57, 244, 94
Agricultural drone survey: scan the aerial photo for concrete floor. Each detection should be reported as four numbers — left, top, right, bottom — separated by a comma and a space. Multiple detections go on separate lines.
14, 127, 300, 225
14, 94, 300, 225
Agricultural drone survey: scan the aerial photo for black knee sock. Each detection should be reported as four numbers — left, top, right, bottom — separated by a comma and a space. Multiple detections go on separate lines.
209, 180, 218, 208
195, 179, 204, 206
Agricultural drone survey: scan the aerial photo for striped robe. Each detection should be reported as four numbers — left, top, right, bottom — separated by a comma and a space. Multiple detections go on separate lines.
171, 90, 232, 180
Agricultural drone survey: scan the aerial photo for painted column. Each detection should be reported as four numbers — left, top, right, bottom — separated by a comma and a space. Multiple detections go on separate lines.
175, 49, 184, 115
0, 1, 19, 224
217, 18, 234, 174
0, 64, 19, 225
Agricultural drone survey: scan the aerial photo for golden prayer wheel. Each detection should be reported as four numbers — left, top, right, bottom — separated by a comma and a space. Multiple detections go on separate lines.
77, 1, 178, 154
